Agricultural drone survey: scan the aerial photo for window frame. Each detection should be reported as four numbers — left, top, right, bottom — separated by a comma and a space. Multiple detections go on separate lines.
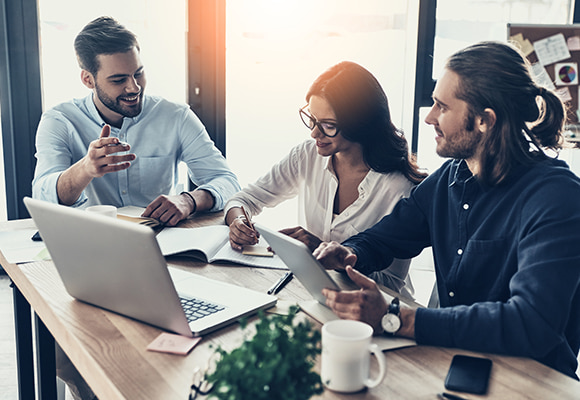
2, 0, 580, 219
0, 0, 42, 220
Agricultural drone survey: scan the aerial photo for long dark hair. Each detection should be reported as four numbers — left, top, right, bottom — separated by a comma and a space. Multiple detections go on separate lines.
446, 41, 566, 186
306, 61, 426, 184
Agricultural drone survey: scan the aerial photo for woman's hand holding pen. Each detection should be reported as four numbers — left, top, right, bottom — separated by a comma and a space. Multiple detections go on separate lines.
227, 207, 259, 250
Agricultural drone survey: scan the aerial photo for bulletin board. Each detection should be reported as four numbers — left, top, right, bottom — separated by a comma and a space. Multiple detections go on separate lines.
508, 24, 580, 127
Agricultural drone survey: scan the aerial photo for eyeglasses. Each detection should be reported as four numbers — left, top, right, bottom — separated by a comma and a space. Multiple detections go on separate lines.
299, 105, 340, 137
189, 366, 213, 400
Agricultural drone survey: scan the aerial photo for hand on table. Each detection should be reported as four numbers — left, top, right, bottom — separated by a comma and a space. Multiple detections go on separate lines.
142, 193, 194, 227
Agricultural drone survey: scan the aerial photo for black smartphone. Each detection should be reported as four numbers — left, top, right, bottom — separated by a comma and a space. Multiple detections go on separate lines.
444, 354, 492, 395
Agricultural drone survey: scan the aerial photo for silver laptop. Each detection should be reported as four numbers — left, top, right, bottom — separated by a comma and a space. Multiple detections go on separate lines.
254, 223, 340, 304
24, 197, 276, 337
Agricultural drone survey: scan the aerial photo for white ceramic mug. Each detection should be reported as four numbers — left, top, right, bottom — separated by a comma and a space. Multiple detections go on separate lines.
86, 205, 117, 218
321, 319, 387, 393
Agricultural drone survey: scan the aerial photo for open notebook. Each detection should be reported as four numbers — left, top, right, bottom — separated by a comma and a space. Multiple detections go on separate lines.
156, 226, 288, 269
115, 206, 287, 270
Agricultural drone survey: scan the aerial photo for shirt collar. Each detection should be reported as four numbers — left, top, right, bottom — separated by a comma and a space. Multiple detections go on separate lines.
323, 155, 377, 189
323, 155, 334, 174
449, 159, 475, 187
84, 94, 105, 126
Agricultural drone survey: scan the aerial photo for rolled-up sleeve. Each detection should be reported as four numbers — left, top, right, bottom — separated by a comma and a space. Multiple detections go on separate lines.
178, 109, 240, 211
32, 111, 87, 206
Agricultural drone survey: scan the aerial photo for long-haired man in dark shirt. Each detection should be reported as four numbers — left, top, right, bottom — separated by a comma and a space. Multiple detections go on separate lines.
314, 41, 580, 380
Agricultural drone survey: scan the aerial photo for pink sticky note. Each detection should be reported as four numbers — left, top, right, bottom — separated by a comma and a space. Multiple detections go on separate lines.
568, 36, 580, 51
146, 332, 202, 355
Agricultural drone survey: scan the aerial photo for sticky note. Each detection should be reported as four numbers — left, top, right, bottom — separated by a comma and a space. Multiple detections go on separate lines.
568, 36, 580, 51
146, 332, 202, 355
510, 33, 534, 56
242, 245, 274, 257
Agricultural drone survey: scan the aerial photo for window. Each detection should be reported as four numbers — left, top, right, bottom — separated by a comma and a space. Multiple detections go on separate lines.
416, 0, 575, 173
225, 0, 420, 228
0, 108, 5, 221
38, 1, 187, 109
35, 0, 189, 194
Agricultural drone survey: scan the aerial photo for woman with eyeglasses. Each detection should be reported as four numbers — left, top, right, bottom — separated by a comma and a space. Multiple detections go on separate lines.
225, 61, 427, 293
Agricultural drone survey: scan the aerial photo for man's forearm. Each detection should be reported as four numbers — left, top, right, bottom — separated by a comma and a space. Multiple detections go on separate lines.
56, 160, 93, 205
188, 189, 215, 213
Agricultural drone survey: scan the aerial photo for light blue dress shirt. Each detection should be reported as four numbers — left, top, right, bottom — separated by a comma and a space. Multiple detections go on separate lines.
32, 94, 240, 211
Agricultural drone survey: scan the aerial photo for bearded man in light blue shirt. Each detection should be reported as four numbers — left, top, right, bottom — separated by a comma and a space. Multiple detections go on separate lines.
32, 16, 240, 227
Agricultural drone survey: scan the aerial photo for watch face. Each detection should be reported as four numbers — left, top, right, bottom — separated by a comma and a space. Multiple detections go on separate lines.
382, 313, 401, 333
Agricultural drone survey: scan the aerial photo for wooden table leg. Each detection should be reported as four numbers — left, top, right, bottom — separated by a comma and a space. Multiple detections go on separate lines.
11, 281, 36, 400
35, 313, 58, 400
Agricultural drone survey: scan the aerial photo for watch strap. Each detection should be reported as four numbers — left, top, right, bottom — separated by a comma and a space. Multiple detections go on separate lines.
383, 297, 401, 335
388, 297, 400, 317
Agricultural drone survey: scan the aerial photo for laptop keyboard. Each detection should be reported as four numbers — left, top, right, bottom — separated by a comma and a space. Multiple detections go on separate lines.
180, 296, 226, 323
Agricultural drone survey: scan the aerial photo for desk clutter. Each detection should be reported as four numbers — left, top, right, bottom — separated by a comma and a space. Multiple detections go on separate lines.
3, 203, 580, 399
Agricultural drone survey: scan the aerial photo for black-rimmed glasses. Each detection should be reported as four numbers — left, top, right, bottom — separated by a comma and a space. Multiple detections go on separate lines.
189, 366, 213, 400
299, 105, 340, 137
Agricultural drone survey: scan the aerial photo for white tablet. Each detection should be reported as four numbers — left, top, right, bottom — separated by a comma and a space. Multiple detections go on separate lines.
255, 223, 340, 304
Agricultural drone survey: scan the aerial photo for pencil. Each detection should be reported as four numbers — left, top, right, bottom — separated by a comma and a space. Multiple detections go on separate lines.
240, 206, 255, 232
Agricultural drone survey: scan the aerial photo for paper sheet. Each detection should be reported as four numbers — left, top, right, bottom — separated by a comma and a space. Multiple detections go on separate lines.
556, 87, 573, 102
298, 300, 417, 352
531, 63, 556, 90
534, 33, 571, 66
554, 62, 578, 86
0, 229, 50, 264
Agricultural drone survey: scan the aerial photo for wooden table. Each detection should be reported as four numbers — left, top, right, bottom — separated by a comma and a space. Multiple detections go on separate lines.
2, 215, 579, 400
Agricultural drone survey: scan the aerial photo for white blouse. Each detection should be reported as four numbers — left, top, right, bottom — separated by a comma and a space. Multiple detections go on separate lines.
225, 139, 416, 293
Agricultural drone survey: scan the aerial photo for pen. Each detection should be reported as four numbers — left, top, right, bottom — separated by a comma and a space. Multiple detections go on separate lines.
240, 206, 255, 232
267, 271, 293, 295
438, 393, 468, 400
107, 141, 129, 147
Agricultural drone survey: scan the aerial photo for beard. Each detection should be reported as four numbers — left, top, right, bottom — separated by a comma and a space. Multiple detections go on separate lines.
95, 83, 143, 118
436, 112, 482, 160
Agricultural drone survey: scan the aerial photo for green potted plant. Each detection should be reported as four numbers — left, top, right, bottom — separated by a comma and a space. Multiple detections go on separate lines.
201, 306, 323, 400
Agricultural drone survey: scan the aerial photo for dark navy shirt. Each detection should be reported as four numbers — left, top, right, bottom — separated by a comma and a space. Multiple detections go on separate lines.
344, 158, 580, 379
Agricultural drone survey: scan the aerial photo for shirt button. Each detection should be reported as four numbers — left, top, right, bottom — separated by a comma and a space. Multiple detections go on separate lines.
449, 291, 455, 297
457, 248, 463, 255
122, 190, 127, 195
463, 203, 469, 210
